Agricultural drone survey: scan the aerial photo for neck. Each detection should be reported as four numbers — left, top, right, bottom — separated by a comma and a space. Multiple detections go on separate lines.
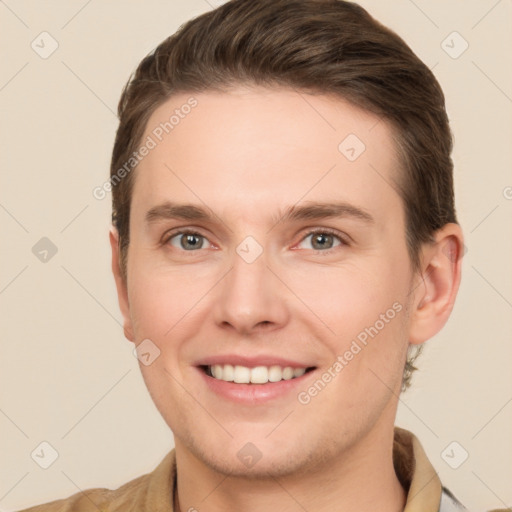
173, 424, 406, 512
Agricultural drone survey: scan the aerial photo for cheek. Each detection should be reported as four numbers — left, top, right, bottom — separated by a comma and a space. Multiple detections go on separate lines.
287, 257, 409, 336
126, 243, 217, 340
289, 257, 412, 398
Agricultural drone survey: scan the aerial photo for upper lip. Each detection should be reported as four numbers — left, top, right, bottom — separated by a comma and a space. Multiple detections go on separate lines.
194, 355, 316, 369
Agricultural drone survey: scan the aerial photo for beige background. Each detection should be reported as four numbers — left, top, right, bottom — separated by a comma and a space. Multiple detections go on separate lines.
1, 1, 511, 510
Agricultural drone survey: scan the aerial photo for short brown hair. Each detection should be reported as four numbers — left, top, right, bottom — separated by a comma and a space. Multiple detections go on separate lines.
110, 0, 457, 390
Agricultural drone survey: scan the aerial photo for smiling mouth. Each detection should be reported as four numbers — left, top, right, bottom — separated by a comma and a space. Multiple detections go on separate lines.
200, 364, 316, 384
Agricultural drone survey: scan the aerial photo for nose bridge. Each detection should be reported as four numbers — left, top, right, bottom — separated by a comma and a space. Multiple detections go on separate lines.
213, 237, 289, 333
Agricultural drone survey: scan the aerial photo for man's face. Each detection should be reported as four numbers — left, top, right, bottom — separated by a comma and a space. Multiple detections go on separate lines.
117, 86, 419, 476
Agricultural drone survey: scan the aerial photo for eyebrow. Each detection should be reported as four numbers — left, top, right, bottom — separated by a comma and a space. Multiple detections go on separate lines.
144, 201, 374, 227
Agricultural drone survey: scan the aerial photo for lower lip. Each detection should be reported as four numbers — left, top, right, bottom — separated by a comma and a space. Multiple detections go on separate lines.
196, 367, 315, 404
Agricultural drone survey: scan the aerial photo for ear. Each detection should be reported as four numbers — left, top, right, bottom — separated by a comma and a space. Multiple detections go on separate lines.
109, 225, 135, 343
408, 223, 464, 345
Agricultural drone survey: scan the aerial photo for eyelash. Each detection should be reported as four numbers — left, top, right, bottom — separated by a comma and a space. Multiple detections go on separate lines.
297, 228, 349, 252
161, 227, 349, 254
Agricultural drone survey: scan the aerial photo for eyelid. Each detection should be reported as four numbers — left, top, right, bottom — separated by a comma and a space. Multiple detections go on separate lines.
292, 227, 350, 251
161, 228, 215, 248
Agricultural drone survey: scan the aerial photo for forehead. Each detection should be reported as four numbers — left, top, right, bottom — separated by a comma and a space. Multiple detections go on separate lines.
131, 86, 402, 228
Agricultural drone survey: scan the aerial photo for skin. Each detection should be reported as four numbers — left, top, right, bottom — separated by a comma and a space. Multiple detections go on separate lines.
110, 86, 463, 512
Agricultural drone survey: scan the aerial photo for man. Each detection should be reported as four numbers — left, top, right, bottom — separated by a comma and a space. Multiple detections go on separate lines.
18, 0, 507, 511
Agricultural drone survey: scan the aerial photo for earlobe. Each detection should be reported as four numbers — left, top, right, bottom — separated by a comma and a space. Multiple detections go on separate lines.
109, 226, 135, 343
408, 223, 464, 345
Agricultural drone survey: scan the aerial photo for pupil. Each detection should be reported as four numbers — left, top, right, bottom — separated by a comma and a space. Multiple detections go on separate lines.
182, 234, 200, 249
313, 233, 332, 250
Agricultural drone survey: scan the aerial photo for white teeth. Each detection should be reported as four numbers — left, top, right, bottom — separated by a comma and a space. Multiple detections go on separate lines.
250, 366, 268, 384
233, 365, 251, 383
282, 367, 294, 380
268, 365, 282, 382
222, 364, 234, 381
207, 364, 308, 384
212, 364, 223, 379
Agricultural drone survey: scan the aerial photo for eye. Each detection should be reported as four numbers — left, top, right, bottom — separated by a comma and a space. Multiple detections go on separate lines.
296, 229, 346, 252
165, 231, 210, 251
162, 228, 347, 253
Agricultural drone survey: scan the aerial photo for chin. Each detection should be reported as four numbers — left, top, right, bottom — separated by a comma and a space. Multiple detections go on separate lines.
182, 430, 334, 480
203, 450, 311, 479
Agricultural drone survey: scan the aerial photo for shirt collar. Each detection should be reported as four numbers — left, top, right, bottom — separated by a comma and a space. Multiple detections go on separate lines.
393, 426, 443, 511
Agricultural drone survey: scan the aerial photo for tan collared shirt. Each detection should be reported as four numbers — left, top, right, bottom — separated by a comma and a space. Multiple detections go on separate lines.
16, 427, 503, 511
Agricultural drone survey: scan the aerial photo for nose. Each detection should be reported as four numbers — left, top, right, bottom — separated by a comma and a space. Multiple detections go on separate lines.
212, 244, 290, 335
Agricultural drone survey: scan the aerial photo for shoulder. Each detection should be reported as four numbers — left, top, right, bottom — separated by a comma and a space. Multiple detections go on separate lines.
16, 471, 150, 512
15, 449, 176, 512
440, 486, 511, 512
